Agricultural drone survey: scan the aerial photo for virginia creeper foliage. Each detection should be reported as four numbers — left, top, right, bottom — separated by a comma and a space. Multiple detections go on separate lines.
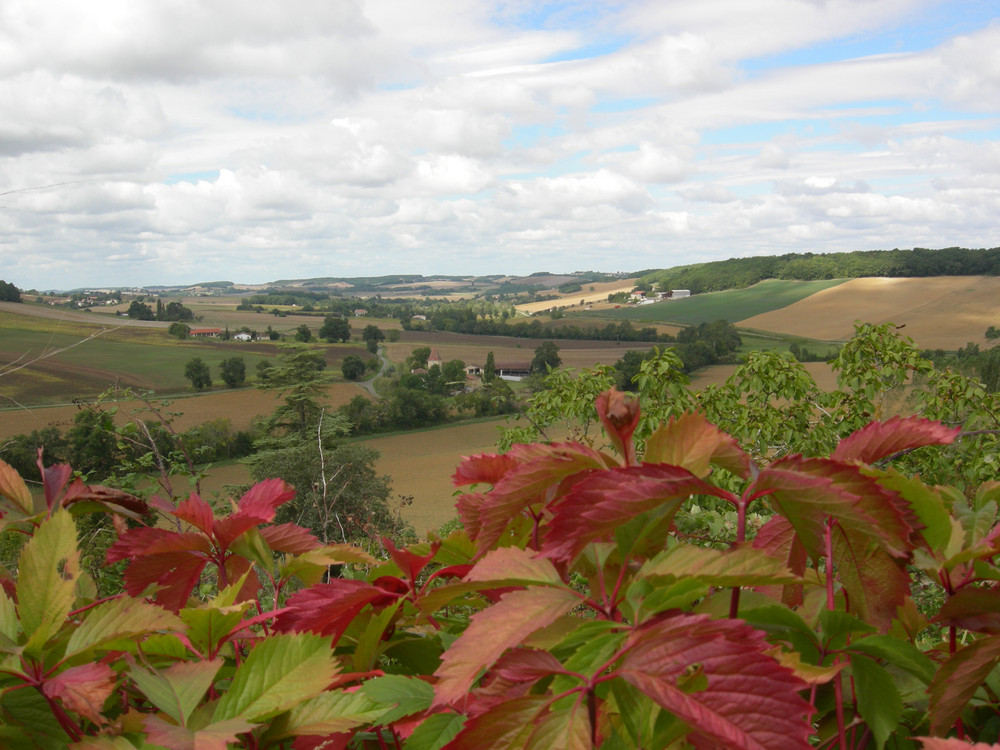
2, 387, 1000, 748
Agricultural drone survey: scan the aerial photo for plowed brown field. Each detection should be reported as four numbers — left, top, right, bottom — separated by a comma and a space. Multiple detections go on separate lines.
0, 383, 367, 440
738, 276, 1000, 349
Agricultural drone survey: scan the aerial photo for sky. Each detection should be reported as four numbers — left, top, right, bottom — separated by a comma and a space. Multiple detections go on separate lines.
1, 0, 998, 291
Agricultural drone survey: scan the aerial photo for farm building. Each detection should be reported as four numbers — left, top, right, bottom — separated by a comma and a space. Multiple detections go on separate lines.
189, 328, 222, 338
671, 289, 691, 298
233, 332, 252, 341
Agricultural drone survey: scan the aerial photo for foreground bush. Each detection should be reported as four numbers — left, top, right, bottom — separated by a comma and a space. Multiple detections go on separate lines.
0, 391, 998, 748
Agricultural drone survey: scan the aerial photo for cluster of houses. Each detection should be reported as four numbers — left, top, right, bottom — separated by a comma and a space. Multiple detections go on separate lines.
414, 347, 532, 382
629, 289, 690, 305
188, 328, 253, 341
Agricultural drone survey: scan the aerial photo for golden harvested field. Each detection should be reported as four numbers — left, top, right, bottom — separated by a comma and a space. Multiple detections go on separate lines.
515, 279, 638, 315
195, 419, 508, 537
688, 362, 838, 392
738, 276, 1000, 350
0, 383, 366, 441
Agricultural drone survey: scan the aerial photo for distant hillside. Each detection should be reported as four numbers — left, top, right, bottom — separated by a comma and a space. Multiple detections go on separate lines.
642, 247, 1000, 294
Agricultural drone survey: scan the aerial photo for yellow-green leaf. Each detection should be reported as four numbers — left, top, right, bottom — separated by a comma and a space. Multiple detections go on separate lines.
18, 511, 79, 656
213, 633, 339, 723
65, 597, 181, 657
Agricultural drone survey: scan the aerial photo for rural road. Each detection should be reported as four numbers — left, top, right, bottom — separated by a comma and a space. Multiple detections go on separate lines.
355, 345, 389, 397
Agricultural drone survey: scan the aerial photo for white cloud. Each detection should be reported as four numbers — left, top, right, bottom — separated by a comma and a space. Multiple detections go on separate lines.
1, 0, 998, 289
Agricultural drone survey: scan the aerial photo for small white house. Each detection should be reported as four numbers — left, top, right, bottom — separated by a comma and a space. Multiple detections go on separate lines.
671, 289, 691, 299
233, 332, 252, 342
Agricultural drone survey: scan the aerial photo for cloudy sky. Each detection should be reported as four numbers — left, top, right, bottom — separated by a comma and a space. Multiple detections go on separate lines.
1, 0, 998, 290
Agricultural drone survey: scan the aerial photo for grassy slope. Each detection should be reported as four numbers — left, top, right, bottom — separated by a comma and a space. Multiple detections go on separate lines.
572, 279, 846, 326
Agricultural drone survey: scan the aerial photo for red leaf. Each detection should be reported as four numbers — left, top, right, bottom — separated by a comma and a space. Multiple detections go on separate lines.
490, 648, 568, 683
383, 537, 439, 584
59, 482, 149, 519
212, 514, 272, 551
461, 442, 611, 553
935, 588, 1000, 633
42, 662, 116, 725
832, 526, 910, 632
106, 529, 209, 564
754, 455, 914, 561
453, 453, 520, 487
442, 695, 548, 750
917, 739, 1000, 749
433, 586, 579, 708
645, 411, 752, 479
752, 515, 807, 607
542, 464, 719, 563
617, 613, 813, 749
260, 523, 320, 555
171, 494, 215, 536
38, 453, 72, 512
929, 634, 1000, 736
236, 478, 296, 520
832, 416, 959, 464
123, 551, 208, 612
596, 389, 641, 464
275, 580, 401, 641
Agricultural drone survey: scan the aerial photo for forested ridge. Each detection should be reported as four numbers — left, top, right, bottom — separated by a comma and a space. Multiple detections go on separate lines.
642, 246, 1000, 294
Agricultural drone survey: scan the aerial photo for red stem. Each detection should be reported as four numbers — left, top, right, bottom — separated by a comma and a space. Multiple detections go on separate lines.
824, 518, 847, 750
729, 492, 750, 619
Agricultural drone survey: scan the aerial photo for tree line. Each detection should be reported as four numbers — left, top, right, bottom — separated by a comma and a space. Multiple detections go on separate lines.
642, 246, 1000, 293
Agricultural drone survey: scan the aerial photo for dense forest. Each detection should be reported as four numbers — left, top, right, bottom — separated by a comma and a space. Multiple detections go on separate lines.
642, 246, 1000, 294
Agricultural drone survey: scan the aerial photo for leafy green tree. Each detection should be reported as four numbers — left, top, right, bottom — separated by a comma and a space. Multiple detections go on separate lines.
294, 323, 312, 342
362, 324, 385, 346
256, 358, 273, 381
167, 322, 190, 339
127, 300, 155, 320
408, 346, 431, 370
183, 357, 212, 390
483, 351, 496, 383
66, 408, 120, 479
256, 345, 330, 434
319, 315, 351, 343
981, 346, 1000, 392
531, 340, 561, 374
0, 279, 21, 302
219, 356, 246, 388
386, 329, 400, 342
341, 354, 366, 380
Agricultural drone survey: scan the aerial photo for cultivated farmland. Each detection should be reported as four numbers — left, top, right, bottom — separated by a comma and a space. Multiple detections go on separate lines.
573, 279, 846, 326
738, 276, 1000, 350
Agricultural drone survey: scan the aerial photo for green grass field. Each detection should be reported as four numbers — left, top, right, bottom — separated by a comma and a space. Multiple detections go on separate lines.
573, 279, 847, 326
0, 310, 368, 404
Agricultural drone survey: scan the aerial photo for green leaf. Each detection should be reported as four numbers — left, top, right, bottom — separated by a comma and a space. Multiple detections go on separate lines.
404, 712, 465, 750
130, 658, 223, 725
525, 702, 591, 750
819, 610, 875, 647
852, 655, 902, 750
179, 600, 251, 657
267, 689, 381, 738
846, 635, 936, 684
65, 597, 181, 657
213, 632, 339, 723
0, 589, 19, 644
873, 468, 952, 551
637, 544, 801, 588
17, 511, 79, 655
361, 674, 435, 724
